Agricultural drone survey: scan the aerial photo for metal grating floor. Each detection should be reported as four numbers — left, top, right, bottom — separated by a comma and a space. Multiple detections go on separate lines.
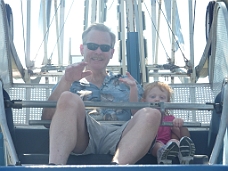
8, 83, 220, 126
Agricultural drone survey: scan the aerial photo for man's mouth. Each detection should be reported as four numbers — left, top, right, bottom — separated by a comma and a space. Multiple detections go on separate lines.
91, 57, 103, 61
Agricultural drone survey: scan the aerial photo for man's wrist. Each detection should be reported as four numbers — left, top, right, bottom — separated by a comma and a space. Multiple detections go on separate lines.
129, 83, 137, 89
63, 75, 72, 84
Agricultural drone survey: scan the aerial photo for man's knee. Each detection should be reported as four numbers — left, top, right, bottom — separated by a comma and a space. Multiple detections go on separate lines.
58, 91, 83, 109
137, 108, 161, 125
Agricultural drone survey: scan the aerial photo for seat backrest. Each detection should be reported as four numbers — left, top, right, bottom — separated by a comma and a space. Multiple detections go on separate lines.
207, 91, 222, 163
3, 89, 15, 144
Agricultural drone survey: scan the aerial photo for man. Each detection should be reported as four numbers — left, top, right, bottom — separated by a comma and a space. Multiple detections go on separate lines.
42, 23, 161, 165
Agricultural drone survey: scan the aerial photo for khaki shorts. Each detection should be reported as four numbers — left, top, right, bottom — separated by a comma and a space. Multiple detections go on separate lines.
72, 114, 129, 155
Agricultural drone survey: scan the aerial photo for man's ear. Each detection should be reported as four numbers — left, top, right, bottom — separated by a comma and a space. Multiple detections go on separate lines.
80, 44, 84, 55
110, 49, 115, 59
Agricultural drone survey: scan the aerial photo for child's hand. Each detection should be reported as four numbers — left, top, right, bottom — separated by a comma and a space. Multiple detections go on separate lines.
119, 71, 136, 88
173, 118, 184, 127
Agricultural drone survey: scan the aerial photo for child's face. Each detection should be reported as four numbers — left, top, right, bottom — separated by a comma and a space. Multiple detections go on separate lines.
143, 87, 169, 103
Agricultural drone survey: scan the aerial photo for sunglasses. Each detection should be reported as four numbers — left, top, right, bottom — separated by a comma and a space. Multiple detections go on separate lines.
84, 43, 112, 52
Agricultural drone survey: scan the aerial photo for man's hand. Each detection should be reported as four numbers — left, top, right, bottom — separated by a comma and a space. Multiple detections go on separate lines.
64, 61, 92, 83
119, 71, 137, 88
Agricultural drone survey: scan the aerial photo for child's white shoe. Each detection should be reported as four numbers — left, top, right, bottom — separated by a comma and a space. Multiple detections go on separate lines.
179, 136, 196, 164
157, 141, 179, 164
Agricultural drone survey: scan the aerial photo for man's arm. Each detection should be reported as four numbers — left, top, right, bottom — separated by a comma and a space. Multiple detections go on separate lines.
41, 62, 92, 120
41, 75, 72, 120
128, 83, 138, 115
119, 72, 138, 115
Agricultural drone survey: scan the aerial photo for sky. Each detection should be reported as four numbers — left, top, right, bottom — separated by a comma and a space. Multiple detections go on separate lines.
4, 0, 211, 83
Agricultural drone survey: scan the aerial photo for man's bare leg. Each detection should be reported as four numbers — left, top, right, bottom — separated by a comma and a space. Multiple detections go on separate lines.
49, 92, 89, 164
112, 108, 161, 164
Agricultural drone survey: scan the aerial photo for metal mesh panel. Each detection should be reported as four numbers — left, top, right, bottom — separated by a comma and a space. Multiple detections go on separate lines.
8, 83, 217, 126
9, 87, 26, 124
9, 84, 53, 125
29, 87, 52, 121
170, 84, 218, 124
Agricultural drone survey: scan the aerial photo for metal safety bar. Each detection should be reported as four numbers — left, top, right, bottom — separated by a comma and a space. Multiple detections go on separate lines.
28, 120, 201, 127
4, 99, 213, 128
5, 100, 215, 111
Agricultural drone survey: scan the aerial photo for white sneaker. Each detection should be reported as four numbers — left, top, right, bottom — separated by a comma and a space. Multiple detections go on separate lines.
157, 141, 179, 164
179, 136, 196, 164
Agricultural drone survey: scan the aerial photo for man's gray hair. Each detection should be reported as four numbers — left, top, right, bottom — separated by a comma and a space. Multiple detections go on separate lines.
82, 23, 116, 48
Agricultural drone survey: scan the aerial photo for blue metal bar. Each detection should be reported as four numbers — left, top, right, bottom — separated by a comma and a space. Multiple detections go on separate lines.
2, 165, 228, 171
126, 32, 141, 83
0, 133, 5, 165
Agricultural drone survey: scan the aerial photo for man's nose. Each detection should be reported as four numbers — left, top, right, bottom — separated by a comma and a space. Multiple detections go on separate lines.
94, 47, 103, 53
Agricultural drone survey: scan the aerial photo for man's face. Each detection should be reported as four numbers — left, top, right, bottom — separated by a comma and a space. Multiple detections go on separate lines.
80, 30, 114, 71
